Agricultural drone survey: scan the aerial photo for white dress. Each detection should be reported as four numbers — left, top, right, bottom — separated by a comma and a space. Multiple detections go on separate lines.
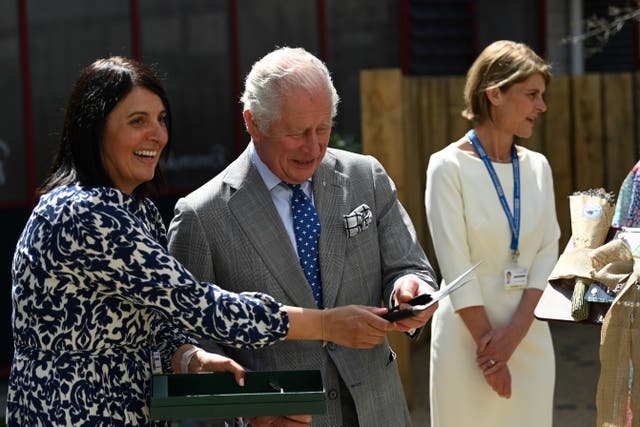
425, 141, 560, 427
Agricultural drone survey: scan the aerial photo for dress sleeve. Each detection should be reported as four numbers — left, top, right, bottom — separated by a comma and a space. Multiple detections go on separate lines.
526, 158, 560, 290
425, 150, 484, 310
611, 160, 640, 228
143, 198, 202, 370
48, 199, 289, 349
153, 323, 197, 372
612, 171, 634, 228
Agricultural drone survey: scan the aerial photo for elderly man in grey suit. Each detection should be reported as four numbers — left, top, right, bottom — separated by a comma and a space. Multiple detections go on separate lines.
168, 46, 438, 427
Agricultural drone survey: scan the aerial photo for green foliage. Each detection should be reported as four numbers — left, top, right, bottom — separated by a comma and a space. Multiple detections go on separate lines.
329, 132, 361, 153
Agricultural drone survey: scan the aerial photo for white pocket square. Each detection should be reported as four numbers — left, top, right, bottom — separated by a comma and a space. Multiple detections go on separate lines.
343, 204, 372, 238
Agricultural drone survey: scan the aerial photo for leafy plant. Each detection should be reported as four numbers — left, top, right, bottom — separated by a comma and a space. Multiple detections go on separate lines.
563, 1, 640, 57
329, 132, 361, 153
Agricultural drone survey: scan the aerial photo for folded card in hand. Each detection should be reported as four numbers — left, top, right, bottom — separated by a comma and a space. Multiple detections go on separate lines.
382, 262, 481, 322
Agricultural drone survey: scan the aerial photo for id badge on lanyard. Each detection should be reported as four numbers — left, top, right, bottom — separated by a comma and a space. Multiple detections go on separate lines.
466, 129, 528, 290
504, 262, 528, 290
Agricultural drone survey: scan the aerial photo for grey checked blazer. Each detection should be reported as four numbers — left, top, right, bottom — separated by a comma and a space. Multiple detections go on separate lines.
167, 146, 437, 427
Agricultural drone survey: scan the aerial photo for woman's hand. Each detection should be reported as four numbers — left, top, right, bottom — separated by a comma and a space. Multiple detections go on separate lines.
323, 305, 395, 348
476, 326, 522, 367
191, 351, 246, 385
481, 360, 512, 398
477, 288, 542, 366
172, 344, 246, 386
284, 305, 394, 348
476, 330, 514, 398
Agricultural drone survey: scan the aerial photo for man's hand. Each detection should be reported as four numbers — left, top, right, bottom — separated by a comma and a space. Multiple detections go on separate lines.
391, 275, 438, 332
246, 414, 312, 426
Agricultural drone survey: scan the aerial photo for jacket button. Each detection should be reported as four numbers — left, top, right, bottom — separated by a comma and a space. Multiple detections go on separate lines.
328, 389, 338, 400
327, 342, 336, 351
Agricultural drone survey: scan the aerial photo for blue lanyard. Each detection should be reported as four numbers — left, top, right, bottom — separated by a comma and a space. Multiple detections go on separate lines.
466, 129, 521, 260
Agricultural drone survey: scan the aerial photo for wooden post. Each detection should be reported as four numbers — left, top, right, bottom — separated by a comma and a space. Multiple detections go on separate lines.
360, 68, 414, 407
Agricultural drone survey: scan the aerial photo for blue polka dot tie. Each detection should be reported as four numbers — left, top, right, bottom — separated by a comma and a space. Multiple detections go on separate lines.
287, 184, 323, 308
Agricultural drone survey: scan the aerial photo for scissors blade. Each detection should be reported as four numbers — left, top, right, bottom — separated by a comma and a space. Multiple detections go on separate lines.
383, 262, 483, 319
430, 261, 482, 300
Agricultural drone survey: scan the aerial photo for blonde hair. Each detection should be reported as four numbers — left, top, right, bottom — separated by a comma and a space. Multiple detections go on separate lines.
462, 40, 551, 124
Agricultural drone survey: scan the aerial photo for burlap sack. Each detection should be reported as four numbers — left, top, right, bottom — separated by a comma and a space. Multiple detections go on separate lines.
590, 240, 639, 427
591, 239, 634, 289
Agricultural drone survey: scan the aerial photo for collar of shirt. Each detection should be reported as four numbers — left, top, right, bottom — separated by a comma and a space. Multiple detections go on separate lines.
249, 142, 315, 250
249, 141, 315, 200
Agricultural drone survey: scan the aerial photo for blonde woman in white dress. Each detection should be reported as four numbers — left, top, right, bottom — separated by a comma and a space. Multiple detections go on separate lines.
425, 40, 560, 427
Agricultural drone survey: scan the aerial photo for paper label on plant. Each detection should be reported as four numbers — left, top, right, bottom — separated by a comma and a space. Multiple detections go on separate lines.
582, 203, 603, 220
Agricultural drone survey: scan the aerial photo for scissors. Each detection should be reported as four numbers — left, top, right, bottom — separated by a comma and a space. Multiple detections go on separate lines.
382, 262, 482, 322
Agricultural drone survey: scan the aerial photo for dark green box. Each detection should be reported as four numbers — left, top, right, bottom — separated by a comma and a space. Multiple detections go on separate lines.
150, 370, 325, 421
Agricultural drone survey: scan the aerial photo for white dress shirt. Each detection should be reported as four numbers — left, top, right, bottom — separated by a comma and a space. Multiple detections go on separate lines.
249, 142, 315, 253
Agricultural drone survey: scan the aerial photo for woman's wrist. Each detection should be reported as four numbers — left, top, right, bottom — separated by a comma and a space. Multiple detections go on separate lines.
180, 346, 202, 373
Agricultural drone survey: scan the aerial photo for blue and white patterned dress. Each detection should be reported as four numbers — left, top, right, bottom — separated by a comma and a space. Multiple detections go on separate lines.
612, 160, 640, 228
8, 185, 289, 426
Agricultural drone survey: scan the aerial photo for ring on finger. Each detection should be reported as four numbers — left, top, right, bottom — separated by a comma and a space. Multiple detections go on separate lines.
489, 359, 496, 366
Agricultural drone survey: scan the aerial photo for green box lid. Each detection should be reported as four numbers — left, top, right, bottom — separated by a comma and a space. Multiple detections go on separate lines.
150, 369, 325, 421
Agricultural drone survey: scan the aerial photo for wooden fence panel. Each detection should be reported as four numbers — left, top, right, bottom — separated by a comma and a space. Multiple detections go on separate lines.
359, 68, 414, 406
422, 77, 449, 157
402, 77, 428, 246
418, 76, 468, 275
361, 69, 640, 264
542, 75, 573, 248
573, 74, 605, 191
603, 73, 636, 192
360, 69, 405, 186
364, 70, 640, 244
446, 76, 470, 144
418, 77, 451, 276
360, 70, 639, 404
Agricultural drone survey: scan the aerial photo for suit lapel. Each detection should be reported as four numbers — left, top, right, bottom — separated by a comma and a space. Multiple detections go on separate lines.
226, 149, 316, 308
313, 153, 348, 308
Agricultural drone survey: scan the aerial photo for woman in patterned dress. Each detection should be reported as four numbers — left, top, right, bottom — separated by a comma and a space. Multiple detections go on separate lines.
7, 57, 393, 426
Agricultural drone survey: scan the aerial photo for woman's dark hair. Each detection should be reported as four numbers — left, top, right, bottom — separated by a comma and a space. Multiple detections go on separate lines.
38, 56, 172, 198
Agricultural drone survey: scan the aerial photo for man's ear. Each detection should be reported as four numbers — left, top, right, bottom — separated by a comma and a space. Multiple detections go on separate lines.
243, 110, 261, 140
486, 87, 501, 106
